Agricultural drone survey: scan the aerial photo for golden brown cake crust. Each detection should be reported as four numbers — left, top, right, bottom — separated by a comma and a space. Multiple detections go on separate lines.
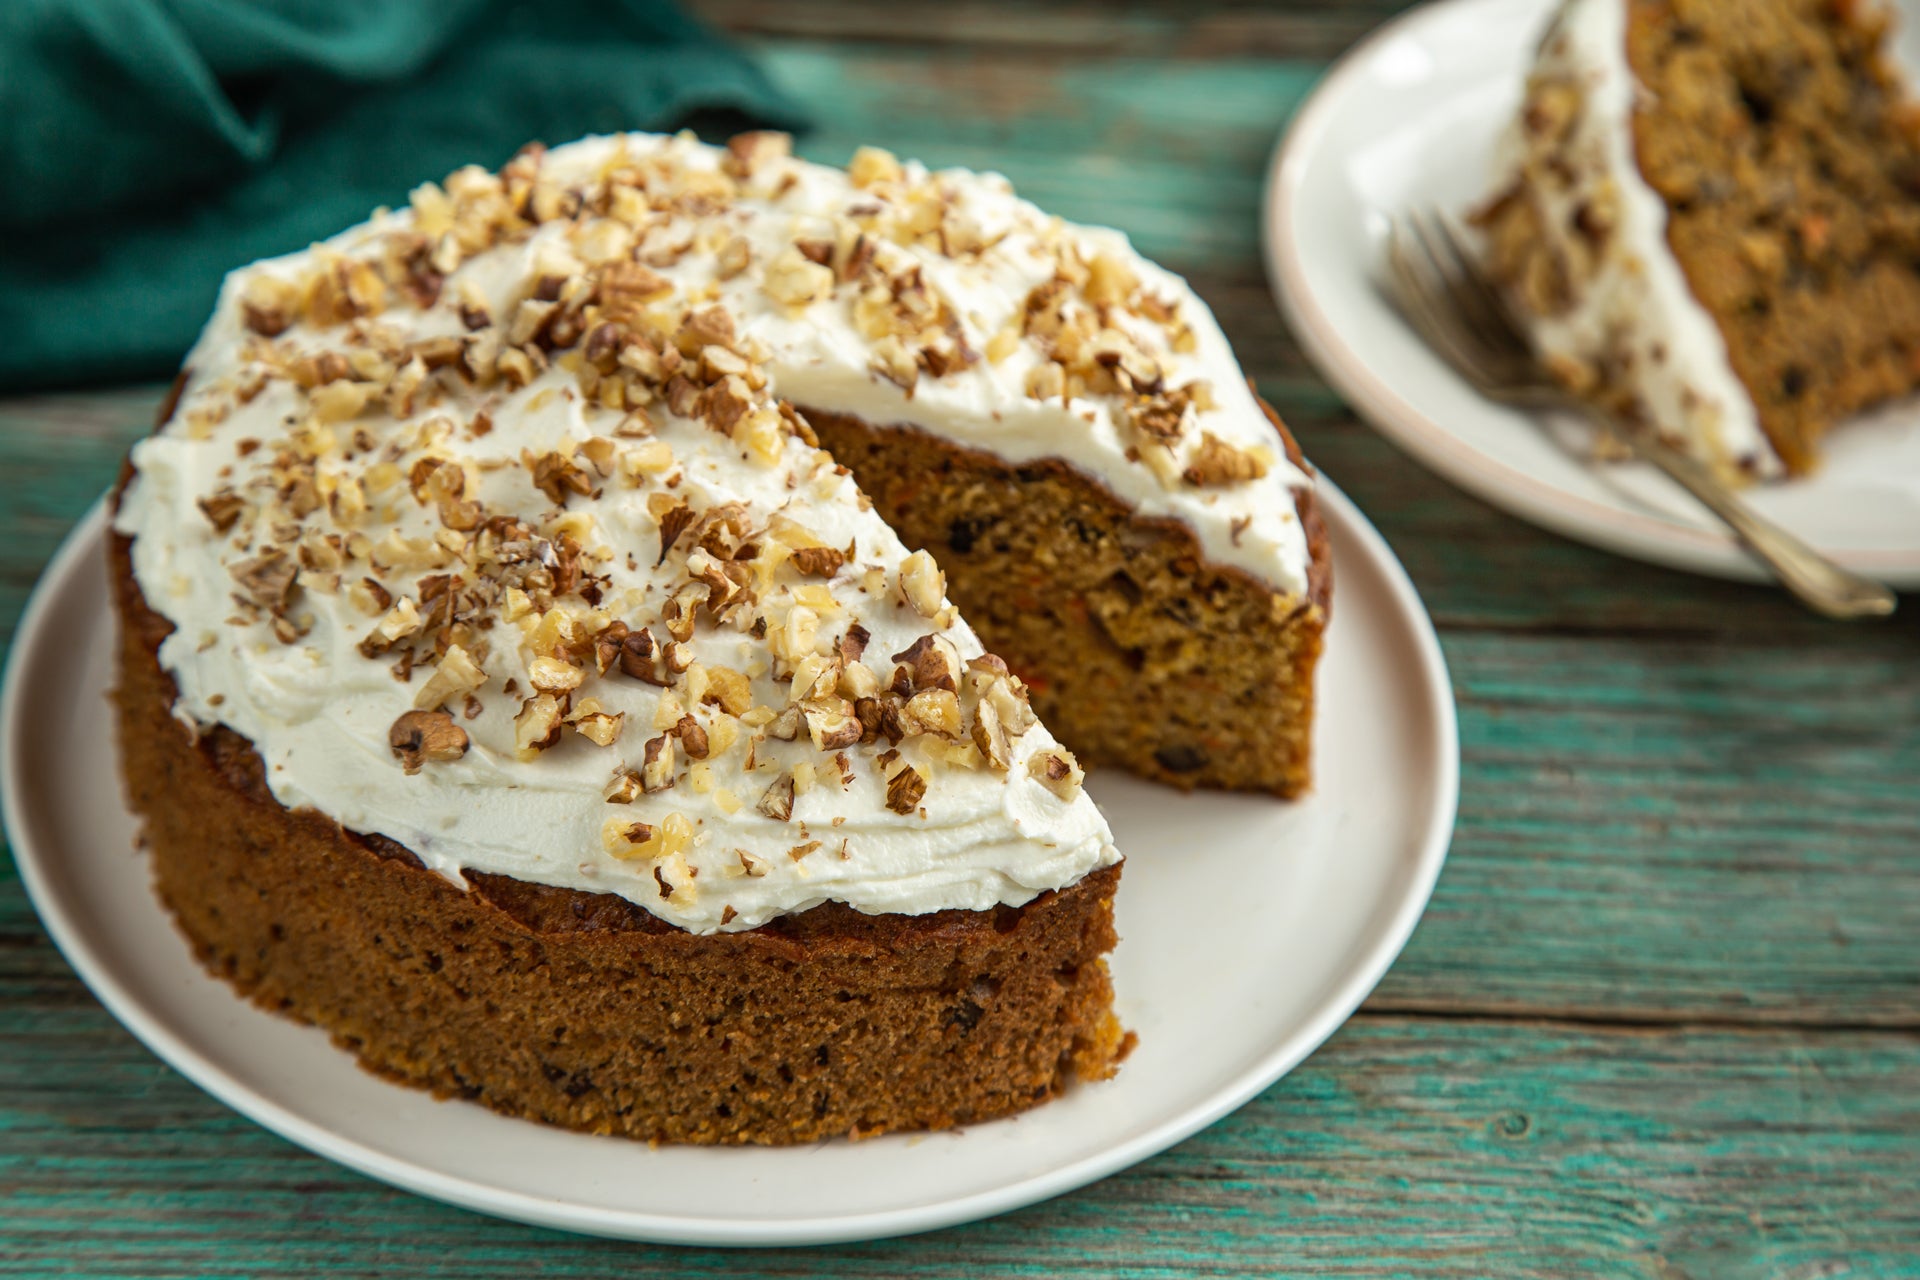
806, 399, 1328, 796
110, 525, 1129, 1146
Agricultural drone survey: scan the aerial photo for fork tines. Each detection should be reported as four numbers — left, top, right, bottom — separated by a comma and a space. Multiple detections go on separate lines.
1386, 207, 1536, 390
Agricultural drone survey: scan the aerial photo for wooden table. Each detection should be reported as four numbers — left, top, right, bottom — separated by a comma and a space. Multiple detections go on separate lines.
3, 2, 1916, 1273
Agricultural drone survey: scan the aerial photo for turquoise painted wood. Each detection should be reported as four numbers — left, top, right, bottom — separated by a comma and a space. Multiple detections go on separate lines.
2, 2, 1917, 1274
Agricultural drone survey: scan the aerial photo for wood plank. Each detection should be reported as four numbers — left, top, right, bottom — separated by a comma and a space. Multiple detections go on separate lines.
695, 0, 1424, 61
1376, 622, 1920, 1025
0, 1010, 1912, 1277
0, 389, 158, 651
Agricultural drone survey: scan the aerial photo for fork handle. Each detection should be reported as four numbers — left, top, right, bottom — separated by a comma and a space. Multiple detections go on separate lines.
1571, 404, 1897, 619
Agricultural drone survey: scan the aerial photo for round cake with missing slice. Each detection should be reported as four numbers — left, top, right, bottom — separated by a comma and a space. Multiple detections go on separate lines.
111, 131, 1329, 1145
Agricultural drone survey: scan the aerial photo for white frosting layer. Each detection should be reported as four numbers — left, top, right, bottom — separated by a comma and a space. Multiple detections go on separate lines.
522, 136, 1315, 594
119, 315, 1116, 933
113, 132, 1315, 934
1494, 0, 1781, 478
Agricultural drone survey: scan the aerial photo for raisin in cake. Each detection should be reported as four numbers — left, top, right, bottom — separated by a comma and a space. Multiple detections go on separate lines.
111, 132, 1327, 1145
1478, 0, 1920, 482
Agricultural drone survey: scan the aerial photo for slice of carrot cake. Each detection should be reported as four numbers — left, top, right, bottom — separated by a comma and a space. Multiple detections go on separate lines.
1478, 0, 1920, 482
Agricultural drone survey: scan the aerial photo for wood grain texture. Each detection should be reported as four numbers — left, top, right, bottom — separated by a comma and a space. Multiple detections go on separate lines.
693, 0, 1426, 60
0, 1000, 1915, 1277
3, 3, 1918, 1272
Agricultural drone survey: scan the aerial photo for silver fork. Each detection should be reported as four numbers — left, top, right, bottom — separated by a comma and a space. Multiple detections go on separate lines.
1385, 208, 1897, 620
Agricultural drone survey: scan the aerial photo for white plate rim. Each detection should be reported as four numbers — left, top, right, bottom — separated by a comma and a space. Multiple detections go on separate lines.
1262, 0, 1920, 587
1, 481, 1457, 1247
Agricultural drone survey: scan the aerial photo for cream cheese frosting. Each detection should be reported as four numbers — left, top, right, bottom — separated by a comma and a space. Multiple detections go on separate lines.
116, 131, 1309, 932
1489, 0, 1782, 479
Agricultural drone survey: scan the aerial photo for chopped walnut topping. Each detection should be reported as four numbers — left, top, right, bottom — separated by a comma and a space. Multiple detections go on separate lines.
529, 451, 595, 505
983, 675, 1038, 738
602, 810, 692, 862
674, 713, 710, 759
199, 491, 247, 533
230, 552, 297, 612
869, 335, 920, 393
388, 710, 469, 774
413, 644, 487, 711
348, 577, 394, 616
1182, 432, 1271, 487
514, 692, 568, 759
902, 688, 962, 739
239, 274, 301, 336
601, 816, 655, 857
837, 625, 871, 664
1085, 253, 1141, 307
848, 145, 905, 189
527, 654, 585, 694
724, 130, 792, 178
653, 498, 695, 565
758, 771, 796, 821
884, 762, 928, 814
892, 633, 961, 692
702, 665, 752, 715
971, 695, 1012, 770
1028, 748, 1085, 800
898, 550, 944, 617
641, 732, 677, 791
789, 545, 845, 577
804, 703, 863, 750
164, 136, 1262, 882
617, 627, 673, 686
569, 698, 625, 747
679, 304, 737, 353
309, 257, 387, 326
764, 247, 836, 308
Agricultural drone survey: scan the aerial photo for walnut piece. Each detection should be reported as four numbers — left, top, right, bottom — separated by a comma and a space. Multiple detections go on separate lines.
1182, 432, 1270, 487
641, 732, 677, 792
413, 644, 487, 711
898, 550, 945, 618
848, 145, 905, 189
724, 131, 793, 178
389, 710, 470, 774
569, 698, 624, 747
198, 491, 247, 533
1027, 749, 1085, 800
514, 693, 568, 759
790, 545, 846, 577
674, 713, 710, 759
758, 771, 796, 821
884, 762, 928, 814
892, 633, 961, 693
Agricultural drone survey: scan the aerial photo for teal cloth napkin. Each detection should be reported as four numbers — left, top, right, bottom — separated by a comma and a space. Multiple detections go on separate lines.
0, 0, 806, 391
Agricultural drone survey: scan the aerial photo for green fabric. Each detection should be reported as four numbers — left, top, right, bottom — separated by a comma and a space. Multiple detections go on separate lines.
0, 0, 807, 391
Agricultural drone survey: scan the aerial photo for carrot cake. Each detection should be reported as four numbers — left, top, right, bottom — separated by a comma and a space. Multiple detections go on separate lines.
1477, 0, 1920, 483
110, 132, 1327, 1144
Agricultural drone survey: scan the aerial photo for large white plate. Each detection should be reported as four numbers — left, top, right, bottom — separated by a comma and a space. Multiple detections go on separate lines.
1266, 0, 1920, 586
2, 481, 1455, 1247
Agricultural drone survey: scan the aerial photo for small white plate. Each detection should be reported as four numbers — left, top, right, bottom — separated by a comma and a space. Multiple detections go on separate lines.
2, 481, 1456, 1247
1265, 0, 1920, 586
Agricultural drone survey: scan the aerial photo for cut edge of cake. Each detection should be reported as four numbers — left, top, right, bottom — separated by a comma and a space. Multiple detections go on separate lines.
1477, 0, 1920, 484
